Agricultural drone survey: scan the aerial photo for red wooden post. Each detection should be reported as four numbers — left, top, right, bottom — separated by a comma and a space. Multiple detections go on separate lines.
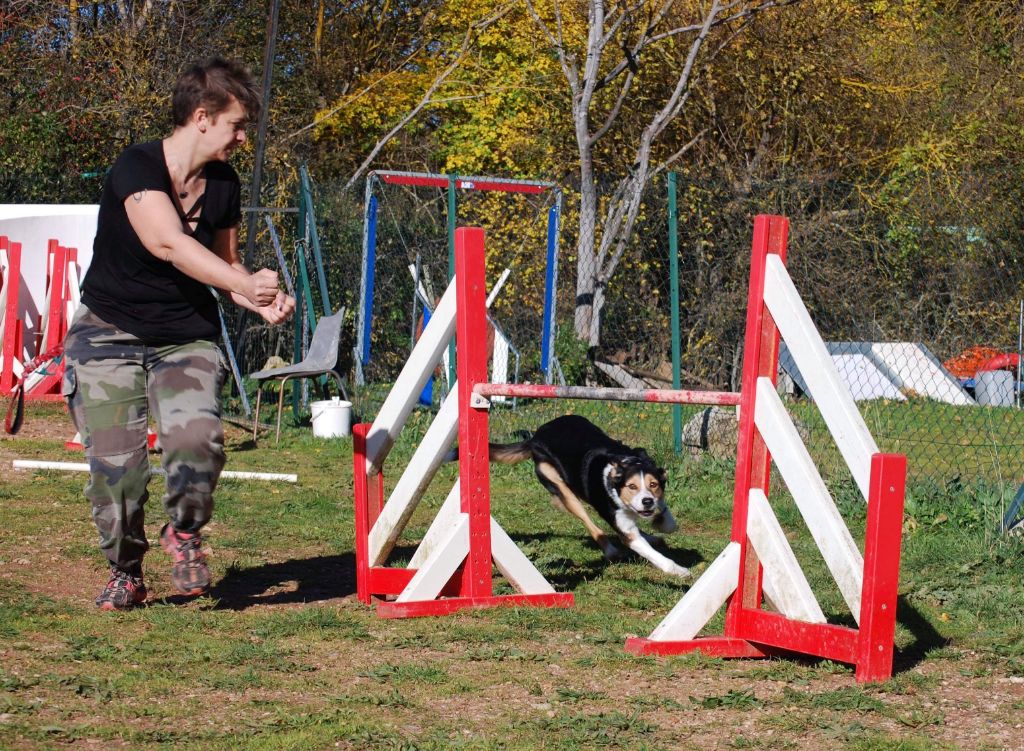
1, 239, 22, 395
352, 423, 373, 604
454, 227, 493, 598
44, 241, 67, 353
62, 246, 78, 340
726, 215, 788, 633
856, 453, 907, 682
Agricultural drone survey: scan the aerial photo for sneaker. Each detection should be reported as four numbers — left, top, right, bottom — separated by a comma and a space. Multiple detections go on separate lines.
159, 523, 211, 596
95, 566, 147, 611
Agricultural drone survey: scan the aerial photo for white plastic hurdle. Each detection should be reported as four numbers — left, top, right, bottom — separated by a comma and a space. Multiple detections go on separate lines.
353, 227, 573, 616
477, 215, 906, 683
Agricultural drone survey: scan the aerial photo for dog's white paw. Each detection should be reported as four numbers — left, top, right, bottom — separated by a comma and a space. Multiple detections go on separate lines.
666, 563, 691, 578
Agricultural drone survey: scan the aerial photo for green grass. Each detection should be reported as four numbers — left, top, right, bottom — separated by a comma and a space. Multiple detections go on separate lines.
0, 398, 1022, 749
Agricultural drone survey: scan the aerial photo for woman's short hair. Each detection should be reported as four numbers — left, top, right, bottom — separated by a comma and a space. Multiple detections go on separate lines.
172, 57, 261, 126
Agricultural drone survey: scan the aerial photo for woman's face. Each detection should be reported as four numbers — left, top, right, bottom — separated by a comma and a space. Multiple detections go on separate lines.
203, 98, 249, 162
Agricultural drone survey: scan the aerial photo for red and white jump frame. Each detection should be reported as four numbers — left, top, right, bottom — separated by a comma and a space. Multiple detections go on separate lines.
353, 218, 906, 682
353, 227, 573, 617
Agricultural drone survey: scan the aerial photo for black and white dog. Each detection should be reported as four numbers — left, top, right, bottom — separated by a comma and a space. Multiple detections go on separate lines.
483, 415, 690, 578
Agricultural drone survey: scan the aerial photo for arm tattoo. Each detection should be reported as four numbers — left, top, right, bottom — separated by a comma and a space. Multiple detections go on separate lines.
132, 190, 147, 203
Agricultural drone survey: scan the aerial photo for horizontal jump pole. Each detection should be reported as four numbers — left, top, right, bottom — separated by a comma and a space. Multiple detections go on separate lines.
13, 460, 297, 483
473, 383, 742, 406
372, 170, 556, 194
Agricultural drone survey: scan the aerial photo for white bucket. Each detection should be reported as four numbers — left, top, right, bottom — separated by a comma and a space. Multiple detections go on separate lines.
975, 369, 1015, 407
310, 397, 352, 438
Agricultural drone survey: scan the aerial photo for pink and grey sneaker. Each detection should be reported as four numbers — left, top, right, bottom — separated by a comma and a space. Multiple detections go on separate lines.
159, 523, 211, 595
95, 565, 147, 610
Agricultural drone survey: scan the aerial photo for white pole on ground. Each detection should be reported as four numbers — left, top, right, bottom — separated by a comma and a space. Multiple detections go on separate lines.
13, 460, 298, 483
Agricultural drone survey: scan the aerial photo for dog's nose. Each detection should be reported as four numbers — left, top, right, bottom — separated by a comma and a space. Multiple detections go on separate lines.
641, 497, 655, 509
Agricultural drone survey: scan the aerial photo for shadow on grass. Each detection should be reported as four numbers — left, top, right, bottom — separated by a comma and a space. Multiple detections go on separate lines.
197, 533, 704, 611
206, 553, 357, 610
892, 594, 949, 674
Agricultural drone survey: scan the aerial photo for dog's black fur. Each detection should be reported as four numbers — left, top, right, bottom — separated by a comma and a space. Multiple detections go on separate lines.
480, 415, 690, 577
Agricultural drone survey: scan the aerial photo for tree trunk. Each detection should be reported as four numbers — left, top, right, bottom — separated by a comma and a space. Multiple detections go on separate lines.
68, 0, 78, 55
574, 154, 599, 341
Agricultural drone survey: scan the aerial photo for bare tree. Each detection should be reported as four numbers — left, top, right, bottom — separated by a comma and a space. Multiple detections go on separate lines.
525, 0, 802, 346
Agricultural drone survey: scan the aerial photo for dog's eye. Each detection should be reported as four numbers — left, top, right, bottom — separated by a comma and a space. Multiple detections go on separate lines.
627, 483, 638, 491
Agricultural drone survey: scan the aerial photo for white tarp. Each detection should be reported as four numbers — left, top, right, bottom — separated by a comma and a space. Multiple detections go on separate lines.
780, 341, 975, 406
0, 205, 98, 337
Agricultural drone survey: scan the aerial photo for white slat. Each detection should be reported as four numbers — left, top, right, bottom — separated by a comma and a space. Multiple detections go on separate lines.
65, 260, 81, 323
396, 513, 469, 602
369, 387, 460, 565
649, 542, 740, 642
408, 481, 462, 568
763, 254, 877, 499
490, 518, 555, 595
490, 332, 509, 404
754, 377, 864, 621
748, 489, 826, 624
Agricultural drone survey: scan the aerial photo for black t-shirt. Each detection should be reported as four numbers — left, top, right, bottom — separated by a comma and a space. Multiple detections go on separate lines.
81, 140, 241, 343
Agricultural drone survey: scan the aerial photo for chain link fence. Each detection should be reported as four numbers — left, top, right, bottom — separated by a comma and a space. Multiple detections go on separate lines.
88, 159, 1024, 504
549, 170, 1024, 498
218, 164, 1024, 540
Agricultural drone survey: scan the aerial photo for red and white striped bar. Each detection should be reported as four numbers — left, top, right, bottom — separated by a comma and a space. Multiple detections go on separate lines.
473, 382, 742, 406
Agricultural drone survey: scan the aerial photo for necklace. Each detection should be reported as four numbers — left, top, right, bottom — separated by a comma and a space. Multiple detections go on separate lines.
178, 191, 188, 199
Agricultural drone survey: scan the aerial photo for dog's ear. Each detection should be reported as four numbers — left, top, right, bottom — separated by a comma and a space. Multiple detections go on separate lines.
655, 466, 668, 488
606, 458, 624, 485
606, 455, 633, 486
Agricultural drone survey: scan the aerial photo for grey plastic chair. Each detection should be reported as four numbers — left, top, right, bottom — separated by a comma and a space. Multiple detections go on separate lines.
250, 307, 349, 444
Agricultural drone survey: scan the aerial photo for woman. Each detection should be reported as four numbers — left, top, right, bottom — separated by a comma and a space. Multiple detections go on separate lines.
63, 58, 295, 610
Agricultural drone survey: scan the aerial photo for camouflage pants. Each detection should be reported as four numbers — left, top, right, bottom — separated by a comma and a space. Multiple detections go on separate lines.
63, 306, 227, 570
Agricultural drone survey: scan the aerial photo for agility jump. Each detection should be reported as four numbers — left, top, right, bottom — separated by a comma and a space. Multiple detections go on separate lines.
353, 217, 906, 682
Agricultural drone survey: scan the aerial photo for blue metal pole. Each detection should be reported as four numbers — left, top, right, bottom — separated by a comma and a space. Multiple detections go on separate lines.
541, 200, 559, 382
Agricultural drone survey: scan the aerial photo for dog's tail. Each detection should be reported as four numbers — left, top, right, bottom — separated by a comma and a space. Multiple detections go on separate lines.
487, 441, 532, 464
444, 436, 533, 464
